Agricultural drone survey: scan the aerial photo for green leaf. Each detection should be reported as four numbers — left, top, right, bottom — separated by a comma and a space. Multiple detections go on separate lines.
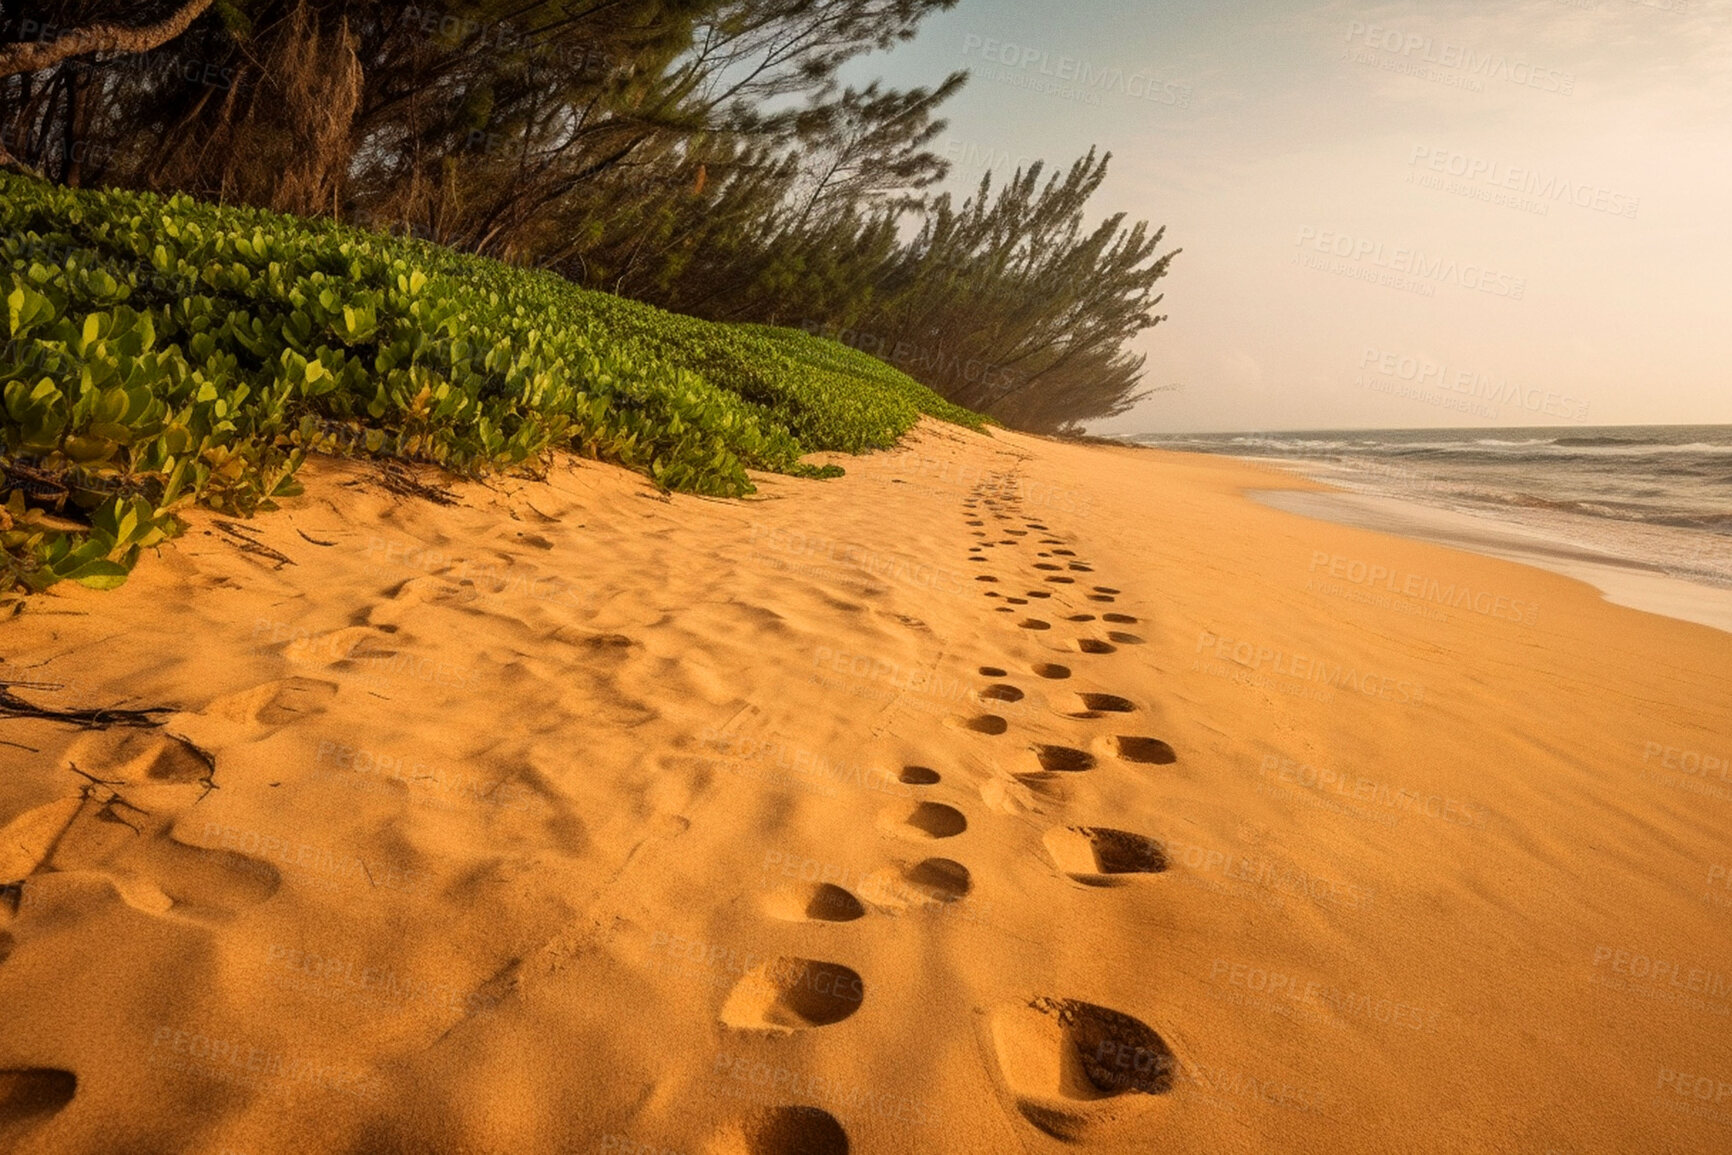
66, 559, 131, 589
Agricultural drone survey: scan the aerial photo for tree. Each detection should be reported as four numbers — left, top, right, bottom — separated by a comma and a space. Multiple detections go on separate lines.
866, 150, 1179, 430
0, 1, 1180, 432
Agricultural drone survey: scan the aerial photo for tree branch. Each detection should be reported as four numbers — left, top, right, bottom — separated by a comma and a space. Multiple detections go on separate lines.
0, 0, 215, 79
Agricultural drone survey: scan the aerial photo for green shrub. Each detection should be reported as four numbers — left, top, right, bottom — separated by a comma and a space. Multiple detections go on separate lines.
0, 175, 983, 600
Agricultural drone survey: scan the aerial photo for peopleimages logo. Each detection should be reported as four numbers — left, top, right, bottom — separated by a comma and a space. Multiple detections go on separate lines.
800, 319, 1020, 392
944, 139, 1038, 176
1344, 22, 1575, 94
1643, 743, 1730, 782
1194, 630, 1426, 705
1359, 348, 1588, 422
1591, 945, 1732, 1002
1296, 228, 1526, 299
1259, 754, 1490, 829
1408, 147, 1639, 219
961, 34, 1192, 107
1310, 550, 1540, 625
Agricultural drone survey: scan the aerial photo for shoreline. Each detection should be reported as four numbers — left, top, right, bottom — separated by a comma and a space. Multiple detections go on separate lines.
1250, 486, 1732, 636
1087, 429, 1732, 637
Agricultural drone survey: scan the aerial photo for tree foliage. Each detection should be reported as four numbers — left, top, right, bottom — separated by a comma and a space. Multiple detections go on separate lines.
0, 1, 1179, 431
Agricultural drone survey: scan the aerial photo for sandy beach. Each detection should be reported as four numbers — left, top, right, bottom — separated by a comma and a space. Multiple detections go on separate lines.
3, 422, 1730, 1154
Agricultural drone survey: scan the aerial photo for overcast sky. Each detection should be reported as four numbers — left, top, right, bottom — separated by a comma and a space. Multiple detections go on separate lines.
851, 0, 1732, 434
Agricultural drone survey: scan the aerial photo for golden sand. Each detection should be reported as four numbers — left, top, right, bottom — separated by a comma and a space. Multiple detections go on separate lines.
2, 422, 1729, 1153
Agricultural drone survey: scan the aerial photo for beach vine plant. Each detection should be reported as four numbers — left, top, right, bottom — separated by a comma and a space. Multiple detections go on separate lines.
0, 174, 984, 602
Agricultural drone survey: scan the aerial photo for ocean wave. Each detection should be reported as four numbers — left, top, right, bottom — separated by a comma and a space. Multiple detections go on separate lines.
1378, 442, 1732, 462
1133, 435, 1732, 459
1545, 441, 1732, 455
1454, 490, 1732, 533
1125, 428, 1732, 576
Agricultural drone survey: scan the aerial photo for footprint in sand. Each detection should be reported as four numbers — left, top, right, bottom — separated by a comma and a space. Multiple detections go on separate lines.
0, 800, 280, 924
878, 801, 968, 840
1025, 590, 1052, 599
280, 625, 399, 669
124, 832, 281, 923
1018, 619, 1051, 631
1114, 737, 1177, 765
706, 1107, 849, 1155
1034, 563, 1063, 572
899, 766, 941, 785
964, 715, 1009, 736
720, 958, 864, 1034
980, 684, 1024, 704
904, 857, 972, 902
1074, 693, 1135, 715
975, 575, 999, 583
1045, 576, 1075, 585
1033, 663, 1071, 680
1107, 632, 1144, 645
978, 666, 1007, 677
1042, 827, 1167, 886
0, 1069, 77, 1147
0, 799, 84, 884
862, 857, 972, 911
1075, 639, 1116, 655
1065, 614, 1096, 623
62, 730, 212, 785
206, 676, 339, 727
1093, 586, 1121, 595
1103, 613, 1138, 624
1033, 745, 1096, 773
997, 771, 1074, 809
989, 998, 1174, 1141
763, 883, 866, 923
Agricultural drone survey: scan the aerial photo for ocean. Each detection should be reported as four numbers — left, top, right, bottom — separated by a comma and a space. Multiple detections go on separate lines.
1123, 425, 1732, 590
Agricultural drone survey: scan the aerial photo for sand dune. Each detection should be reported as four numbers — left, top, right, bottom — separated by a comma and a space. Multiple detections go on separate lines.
2, 423, 1729, 1153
